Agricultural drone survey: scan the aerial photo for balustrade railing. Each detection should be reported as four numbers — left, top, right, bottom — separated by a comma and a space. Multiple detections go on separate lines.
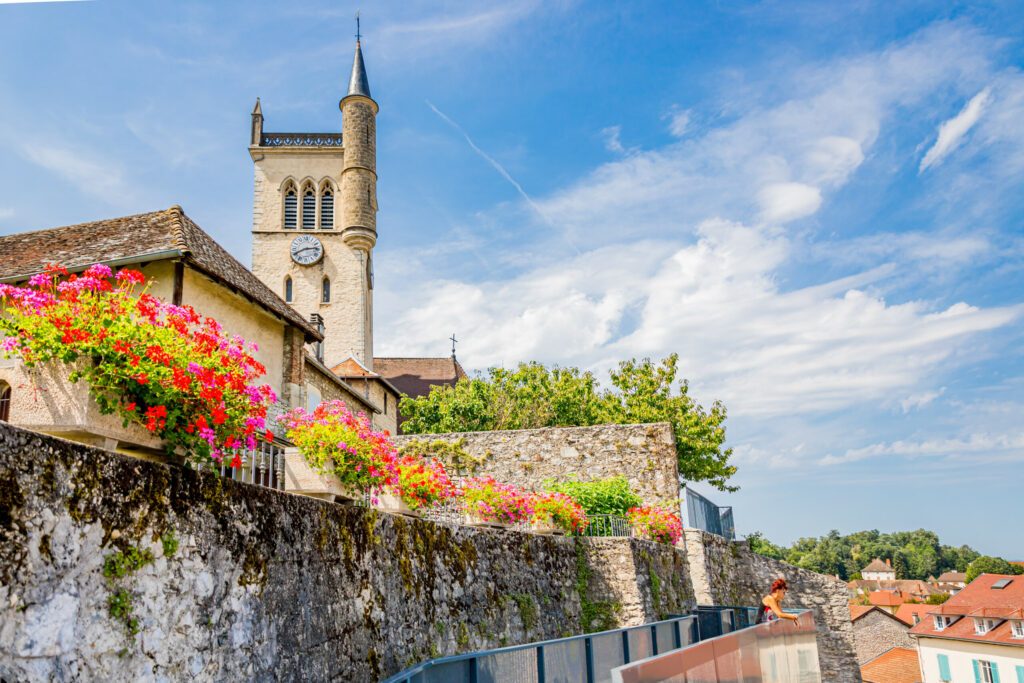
259, 132, 343, 147
193, 441, 286, 491
683, 486, 735, 540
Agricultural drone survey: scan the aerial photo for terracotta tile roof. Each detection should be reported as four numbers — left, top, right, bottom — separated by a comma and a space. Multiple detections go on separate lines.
869, 590, 907, 607
372, 357, 467, 399
0, 207, 320, 340
333, 356, 379, 378
850, 605, 875, 621
850, 579, 934, 598
860, 647, 922, 683
936, 571, 966, 583
910, 574, 1024, 647
863, 558, 894, 573
895, 603, 935, 626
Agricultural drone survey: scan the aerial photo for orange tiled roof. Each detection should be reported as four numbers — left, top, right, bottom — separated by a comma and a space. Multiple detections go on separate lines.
869, 590, 906, 607
910, 574, 1024, 647
895, 603, 934, 626
850, 605, 875, 620
861, 647, 922, 683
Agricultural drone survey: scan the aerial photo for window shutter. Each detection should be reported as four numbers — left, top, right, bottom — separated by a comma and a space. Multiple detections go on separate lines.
1015, 665, 1024, 683
974, 660, 983, 683
938, 654, 951, 681
992, 663, 1001, 683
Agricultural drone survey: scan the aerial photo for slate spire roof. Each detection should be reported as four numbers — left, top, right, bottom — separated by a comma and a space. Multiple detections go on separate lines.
346, 39, 371, 99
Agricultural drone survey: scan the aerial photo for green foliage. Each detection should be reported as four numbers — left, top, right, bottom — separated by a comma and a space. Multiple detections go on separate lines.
160, 532, 179, 558
926, 593, 950, 605
748, 528, 989, 582
544, 476, 642, 516
511, 594, 538, 632
102, 546, 154, 580
400, 354, 736, 491
107, 589, 140, 636
575, 538, 620, 632
966, 556, 1024, 583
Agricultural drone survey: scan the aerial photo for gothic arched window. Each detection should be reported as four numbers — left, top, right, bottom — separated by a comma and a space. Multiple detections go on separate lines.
283, 185, 297, 229
0, 381, 11, 422
320, 186, 334, 230
302, 187, 316, 230
321, 277, 331, 303
284, 276, 293, 303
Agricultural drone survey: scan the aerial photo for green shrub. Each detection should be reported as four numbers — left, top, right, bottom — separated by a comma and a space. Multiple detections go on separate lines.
545, 476, 642, 516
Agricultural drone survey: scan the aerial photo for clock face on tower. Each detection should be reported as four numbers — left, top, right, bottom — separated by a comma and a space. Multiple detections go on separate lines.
290, 235, 324, 266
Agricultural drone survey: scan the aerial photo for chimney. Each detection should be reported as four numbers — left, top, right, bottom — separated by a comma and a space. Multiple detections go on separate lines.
886, 558, 891, 568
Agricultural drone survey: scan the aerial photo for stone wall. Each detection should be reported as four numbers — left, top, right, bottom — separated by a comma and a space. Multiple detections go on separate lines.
683, 529, 862, 683
851, 609, 913, 664
0, 423, 691, 682
393, 423, 679, 506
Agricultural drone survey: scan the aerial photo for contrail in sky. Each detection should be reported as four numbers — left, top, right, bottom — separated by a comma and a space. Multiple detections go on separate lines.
426, 100, 580, 254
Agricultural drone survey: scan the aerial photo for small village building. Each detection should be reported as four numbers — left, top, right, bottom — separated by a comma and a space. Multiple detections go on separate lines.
911, 574, 1024, 683
863, 557, 897, 581
850, 605, 915, 664
371, 356, 468, 432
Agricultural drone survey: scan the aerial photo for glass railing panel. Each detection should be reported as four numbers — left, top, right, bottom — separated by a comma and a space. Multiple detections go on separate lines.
590, 631, 626, 683
627, 626, 653, 662
416, 659, 472, 683
539, 640, 588, 683
476, 647, 539, 683
653, 622, 675, 654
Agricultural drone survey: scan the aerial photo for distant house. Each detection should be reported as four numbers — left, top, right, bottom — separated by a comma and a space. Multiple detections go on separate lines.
850, 579, 936, 603
930, 571, 967, 594
863, 557, 897, 581
869, 590, 909, 614
910, 574, 1024, 683
371, 356, 468, 432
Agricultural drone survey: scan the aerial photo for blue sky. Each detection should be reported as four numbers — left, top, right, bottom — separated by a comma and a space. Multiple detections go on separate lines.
1, 1, 1022, 556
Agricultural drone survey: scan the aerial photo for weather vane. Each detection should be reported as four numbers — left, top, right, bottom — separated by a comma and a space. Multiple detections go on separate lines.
355, 11, 361, 43
450, 333, 458, 358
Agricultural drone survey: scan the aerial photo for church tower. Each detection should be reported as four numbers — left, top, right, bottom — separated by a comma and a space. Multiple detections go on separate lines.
249, 35, 378, 369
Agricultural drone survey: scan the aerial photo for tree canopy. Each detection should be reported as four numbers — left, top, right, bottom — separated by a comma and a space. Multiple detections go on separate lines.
966, 556, 1024, 583
748, 528, 993, 581
399, 354, 737, 491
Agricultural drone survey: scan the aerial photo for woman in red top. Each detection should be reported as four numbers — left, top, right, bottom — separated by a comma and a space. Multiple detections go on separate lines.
756, 578, 799, 623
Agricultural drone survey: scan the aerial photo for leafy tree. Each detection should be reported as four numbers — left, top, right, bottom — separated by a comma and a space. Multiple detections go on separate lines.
966, 556, 1024, 583
926, 593, 950, 605
747, 532, 787, 560
401, 354, 737, 491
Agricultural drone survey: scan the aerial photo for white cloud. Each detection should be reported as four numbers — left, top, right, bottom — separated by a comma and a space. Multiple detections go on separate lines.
665, 107, 690, 137
919, 87, 992, 171
20, 143, 130, 202
900, 388, 945, 413
601, 125, 626, 153
757, 182, 822, 223
820, 431, 1024, 465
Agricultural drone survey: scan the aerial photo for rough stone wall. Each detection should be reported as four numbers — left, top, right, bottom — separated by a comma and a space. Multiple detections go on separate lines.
683, 529, 862, 683
393, 423, 679, 505
851, 610, 913, 664
0, 423, 689, 682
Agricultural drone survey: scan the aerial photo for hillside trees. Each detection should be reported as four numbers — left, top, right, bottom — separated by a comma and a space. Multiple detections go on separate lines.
400, 354, 737, 491
966, 556, 1024, 583
749, 528, 992, 581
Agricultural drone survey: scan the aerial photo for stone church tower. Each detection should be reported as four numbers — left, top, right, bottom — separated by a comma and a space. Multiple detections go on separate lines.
249, 37, 378, 369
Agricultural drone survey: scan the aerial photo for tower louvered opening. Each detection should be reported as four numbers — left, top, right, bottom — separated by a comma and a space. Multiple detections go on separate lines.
320, 188, 334, 229
283, 189, 297, 229
302, 189, 316, 230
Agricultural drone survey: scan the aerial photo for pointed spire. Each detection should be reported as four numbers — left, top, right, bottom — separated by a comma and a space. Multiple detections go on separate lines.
346, 14, 371, 99
252, 97, 262, 115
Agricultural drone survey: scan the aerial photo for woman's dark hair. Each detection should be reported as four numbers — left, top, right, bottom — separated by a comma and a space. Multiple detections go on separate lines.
771, 578, 788, 592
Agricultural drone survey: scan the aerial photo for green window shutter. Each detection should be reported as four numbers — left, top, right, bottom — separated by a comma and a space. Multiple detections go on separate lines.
1015, 665, 1024, 683
993, 663, 1001, 683
974, 660, 982, 683
938, 654, 951, 681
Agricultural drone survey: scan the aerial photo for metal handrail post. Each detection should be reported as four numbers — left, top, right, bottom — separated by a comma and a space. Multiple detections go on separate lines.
536, 644, 545, 682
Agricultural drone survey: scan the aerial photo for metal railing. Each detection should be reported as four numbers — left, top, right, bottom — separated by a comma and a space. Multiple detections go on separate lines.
683, 486, 735, 540
259, 132, 343, 147
381, 615, 698, 683
193, 441, 286, 491
580, 514, 633, 538
610, 610, 820, 683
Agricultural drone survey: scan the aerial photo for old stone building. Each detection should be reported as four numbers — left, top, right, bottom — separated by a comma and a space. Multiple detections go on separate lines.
849, 605, 915, 664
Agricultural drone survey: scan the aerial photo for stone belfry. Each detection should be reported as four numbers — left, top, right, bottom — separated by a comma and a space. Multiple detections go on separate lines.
249, 31, 378, 369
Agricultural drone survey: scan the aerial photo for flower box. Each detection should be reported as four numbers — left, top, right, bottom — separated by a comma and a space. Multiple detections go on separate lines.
374, 490, 419, 517
461, 513, 511, 529
283, 447, 359, 502
529, 516, 564, 536
0, 359, 164, 456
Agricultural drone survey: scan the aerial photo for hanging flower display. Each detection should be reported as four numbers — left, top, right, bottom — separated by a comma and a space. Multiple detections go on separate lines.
529, 491, 589, 534
627, 506, 683, 545
461, 476, 533, 525
0, 263, 276, 464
